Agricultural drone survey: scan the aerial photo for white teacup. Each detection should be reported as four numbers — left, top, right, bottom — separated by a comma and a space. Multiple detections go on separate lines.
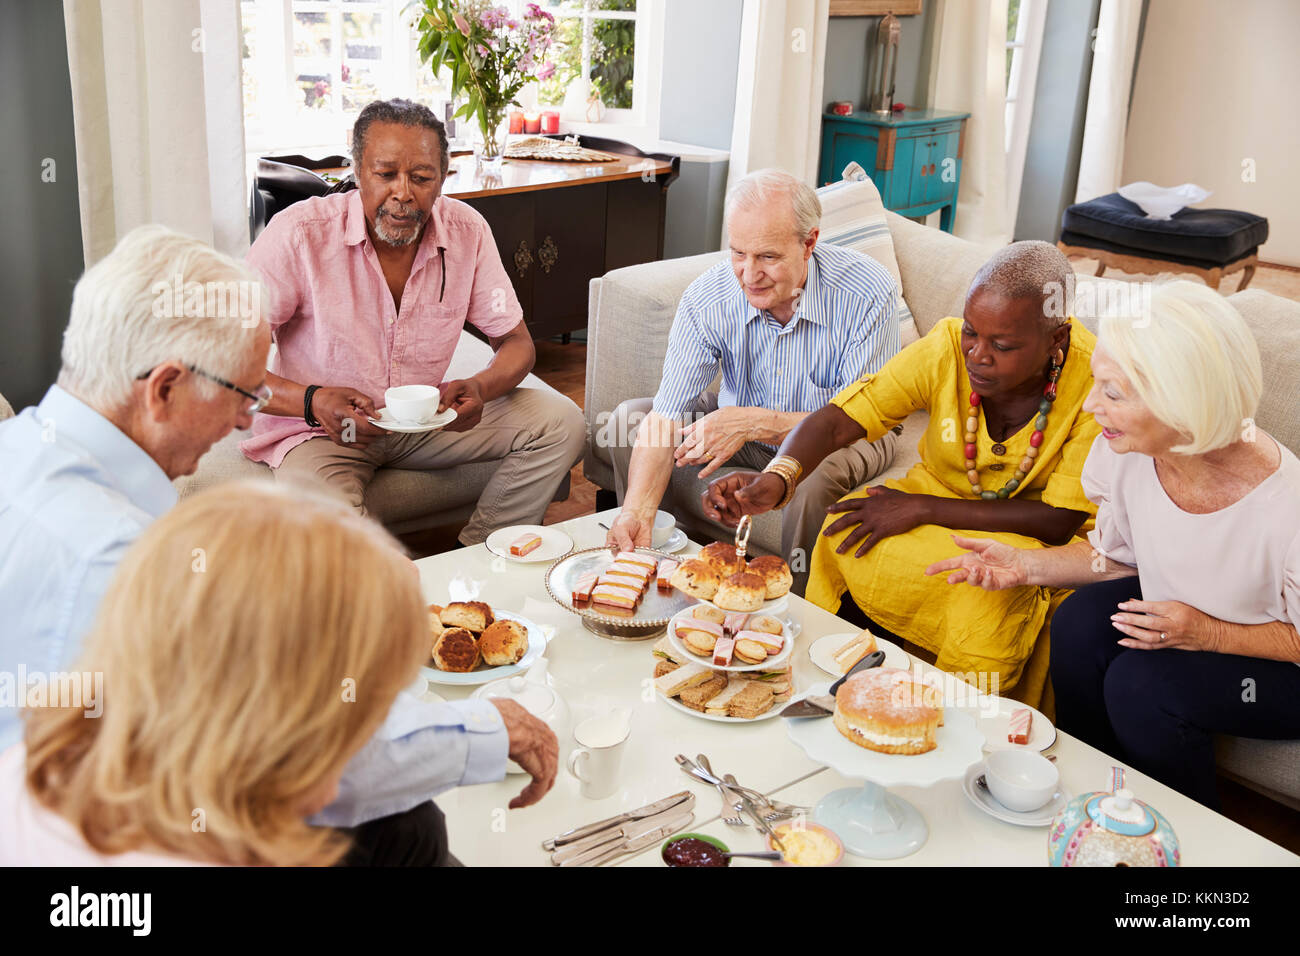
984, 749, 1059, 812
567, 710, 631, 800
651, 510, 676, 548
384, 385, 440, 424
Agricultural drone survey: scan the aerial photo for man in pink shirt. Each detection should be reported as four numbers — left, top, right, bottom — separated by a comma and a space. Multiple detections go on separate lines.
241, 98, 584, 544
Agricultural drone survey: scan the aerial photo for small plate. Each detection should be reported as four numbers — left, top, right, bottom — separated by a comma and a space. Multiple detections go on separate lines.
809, 632, 911, 676
368, 407, 458, 433
954, 696, 1057, 753
485, 525, 574, 564
666, 607, 793, 672
655, 528, 688, 554
962, 760, 1067, 827
421, 609, 550, 686
656, 689, 786, 723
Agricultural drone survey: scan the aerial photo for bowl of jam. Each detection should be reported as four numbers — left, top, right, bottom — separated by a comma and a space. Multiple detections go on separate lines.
661, 833, 730, 867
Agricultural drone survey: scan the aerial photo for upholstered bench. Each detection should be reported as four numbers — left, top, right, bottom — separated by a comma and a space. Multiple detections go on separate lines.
1058, 192, 1268, 290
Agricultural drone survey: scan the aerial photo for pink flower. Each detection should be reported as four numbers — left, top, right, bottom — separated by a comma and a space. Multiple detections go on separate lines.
476, 43, 489, 56
453, 12, 470, 35
536, 61, 555, 81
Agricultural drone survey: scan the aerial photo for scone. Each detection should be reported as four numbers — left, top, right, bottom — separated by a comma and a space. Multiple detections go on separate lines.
432, 627, 479, 672
480, 619, 529, 666
713, 572, 766, 612
428, 604, 445, 639
669, 559, 720, 600
691, 605, 726, 625
746, 555, 793, 599
699, 541, 747, 578
439, 601, 494, 633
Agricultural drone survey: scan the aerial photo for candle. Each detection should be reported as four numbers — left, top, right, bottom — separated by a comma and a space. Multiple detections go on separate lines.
524, 112, 541, 134
508, 110, 525, 134
541, 110, 560, 134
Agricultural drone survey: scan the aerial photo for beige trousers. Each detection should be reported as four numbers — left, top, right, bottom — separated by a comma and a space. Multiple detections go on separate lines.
608, 394, 898, 595
277, 386, 585, 545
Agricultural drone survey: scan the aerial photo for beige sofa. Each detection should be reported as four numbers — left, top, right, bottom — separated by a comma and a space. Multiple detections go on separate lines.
582, 210, 1300, 809
176, 333, 577, 535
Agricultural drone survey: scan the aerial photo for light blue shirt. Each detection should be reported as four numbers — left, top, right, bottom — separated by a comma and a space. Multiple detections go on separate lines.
0, 386, 177, 750
0, 386, 507, 824
652, 243, 899, 437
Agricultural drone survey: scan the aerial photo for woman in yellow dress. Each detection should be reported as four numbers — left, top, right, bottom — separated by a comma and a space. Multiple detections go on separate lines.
702, 242, 1100, 707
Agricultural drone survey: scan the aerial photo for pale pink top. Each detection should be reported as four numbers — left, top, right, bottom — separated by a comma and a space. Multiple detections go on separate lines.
1081, 433, 1300, 630
0, 745, 215, 866
240, 190, 523, 467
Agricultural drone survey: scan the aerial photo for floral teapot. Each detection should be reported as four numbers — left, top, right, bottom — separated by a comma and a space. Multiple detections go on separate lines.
1048, 767, 1181, 867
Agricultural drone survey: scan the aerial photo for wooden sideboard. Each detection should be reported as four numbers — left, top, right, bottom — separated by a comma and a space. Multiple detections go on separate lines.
446, 137, 678, 341
818, 108, 969, 233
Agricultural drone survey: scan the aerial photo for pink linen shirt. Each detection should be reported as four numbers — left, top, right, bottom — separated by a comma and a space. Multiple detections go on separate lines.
240, 190, 523, 467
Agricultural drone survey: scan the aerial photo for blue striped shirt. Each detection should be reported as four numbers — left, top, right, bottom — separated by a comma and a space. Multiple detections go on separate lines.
652, 243, 899, 430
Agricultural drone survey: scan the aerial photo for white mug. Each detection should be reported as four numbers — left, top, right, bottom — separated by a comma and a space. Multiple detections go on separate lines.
567, 710, 631, 799
651, 510, 676, 548
384, 384, 440, 423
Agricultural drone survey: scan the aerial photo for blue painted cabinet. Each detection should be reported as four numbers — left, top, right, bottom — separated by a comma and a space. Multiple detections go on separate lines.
818, 109, 970, 233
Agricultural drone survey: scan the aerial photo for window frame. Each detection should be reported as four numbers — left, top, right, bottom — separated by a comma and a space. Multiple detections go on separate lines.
239, 0, 663, 157
1004, 0, 1048, 228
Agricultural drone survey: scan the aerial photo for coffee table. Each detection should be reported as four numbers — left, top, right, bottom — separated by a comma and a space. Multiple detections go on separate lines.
417, 509, 1298, 867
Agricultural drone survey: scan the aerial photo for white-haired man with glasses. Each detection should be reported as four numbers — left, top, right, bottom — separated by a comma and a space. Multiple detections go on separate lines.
0, 224, 272, 751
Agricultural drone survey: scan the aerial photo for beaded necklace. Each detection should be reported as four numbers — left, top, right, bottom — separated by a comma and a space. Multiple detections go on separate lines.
965, 348, 1064, 499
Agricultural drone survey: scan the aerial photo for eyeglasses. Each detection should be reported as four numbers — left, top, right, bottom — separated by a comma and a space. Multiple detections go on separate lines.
136, 364, 272, 414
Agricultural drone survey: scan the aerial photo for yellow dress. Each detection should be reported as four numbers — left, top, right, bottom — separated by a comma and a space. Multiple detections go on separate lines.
806, 316, 1101, 708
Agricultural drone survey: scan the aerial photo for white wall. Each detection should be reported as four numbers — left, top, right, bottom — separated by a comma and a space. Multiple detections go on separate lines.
1122, 0, 1300, 266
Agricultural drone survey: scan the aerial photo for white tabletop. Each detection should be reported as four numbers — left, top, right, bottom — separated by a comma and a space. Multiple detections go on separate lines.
417, 509, 1297, 868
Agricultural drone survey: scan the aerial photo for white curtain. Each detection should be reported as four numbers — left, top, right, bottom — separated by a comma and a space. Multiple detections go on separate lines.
727, 0, 829, 193
1074, 0, 1144, 202
63, 0, 249, 265
923, 0, 1010, 245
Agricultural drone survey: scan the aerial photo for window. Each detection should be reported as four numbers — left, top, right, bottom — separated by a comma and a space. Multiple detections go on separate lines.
1003, 0, 1047, 226
239, 0, 659, 157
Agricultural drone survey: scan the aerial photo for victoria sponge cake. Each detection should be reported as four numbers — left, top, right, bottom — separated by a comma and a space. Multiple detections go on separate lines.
832, 668, 942, 755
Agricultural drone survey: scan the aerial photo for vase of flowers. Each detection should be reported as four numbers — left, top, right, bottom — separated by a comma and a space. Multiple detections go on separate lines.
412, 0, 556, 171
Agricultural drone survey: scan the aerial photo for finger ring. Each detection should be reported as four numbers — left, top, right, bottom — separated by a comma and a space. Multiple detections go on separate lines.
1160, 632, 1167, 641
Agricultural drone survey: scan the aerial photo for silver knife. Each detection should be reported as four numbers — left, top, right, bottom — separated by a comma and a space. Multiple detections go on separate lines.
556, 809, 695, 867
550, 795, 696, 864
542, 790, 693, 850
780, 649, 886, 718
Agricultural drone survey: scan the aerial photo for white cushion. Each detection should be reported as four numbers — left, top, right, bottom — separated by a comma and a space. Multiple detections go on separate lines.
816, 176, 919, 346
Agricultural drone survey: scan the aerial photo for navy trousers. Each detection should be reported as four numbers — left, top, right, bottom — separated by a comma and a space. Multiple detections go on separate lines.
1050, 577, 1300, 810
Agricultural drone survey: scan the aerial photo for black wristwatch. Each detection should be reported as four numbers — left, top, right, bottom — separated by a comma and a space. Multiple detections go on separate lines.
303, 384, 323, 427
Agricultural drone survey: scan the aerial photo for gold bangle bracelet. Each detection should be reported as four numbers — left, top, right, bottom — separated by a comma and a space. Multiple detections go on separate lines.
762, 461, 799, 510
768, 454, 804, 484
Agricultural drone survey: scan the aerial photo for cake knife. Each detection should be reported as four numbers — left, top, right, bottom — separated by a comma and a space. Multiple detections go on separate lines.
779, 649, 886, 718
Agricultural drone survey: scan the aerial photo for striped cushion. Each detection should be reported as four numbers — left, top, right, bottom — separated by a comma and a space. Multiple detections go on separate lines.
817, 176, 919, 346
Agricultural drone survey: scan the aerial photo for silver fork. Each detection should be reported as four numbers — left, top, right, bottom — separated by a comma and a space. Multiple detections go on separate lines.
722, 773, 806, 821
678, 754, 746, 826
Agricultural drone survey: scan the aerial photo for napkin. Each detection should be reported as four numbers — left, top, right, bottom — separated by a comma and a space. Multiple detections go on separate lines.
1117, 181, 1211, 220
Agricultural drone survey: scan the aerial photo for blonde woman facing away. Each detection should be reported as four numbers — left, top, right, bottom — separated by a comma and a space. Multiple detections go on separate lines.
927, 281, 1300, 809
0, 482, 440, 865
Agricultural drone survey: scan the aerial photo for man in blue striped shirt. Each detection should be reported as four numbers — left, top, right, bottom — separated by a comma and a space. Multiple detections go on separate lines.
607, 170, 901, 593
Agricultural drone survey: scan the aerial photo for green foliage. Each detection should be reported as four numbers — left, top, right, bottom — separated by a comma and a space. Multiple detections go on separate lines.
591, 17, 633, 110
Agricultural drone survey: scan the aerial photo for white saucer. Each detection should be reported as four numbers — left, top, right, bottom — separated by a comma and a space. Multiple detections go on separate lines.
485, 525, 574, 563
954, 696, 1057, 753
808, 632, 911, 676
962, 760, 1067, 827
655, 528, 688, 554
369, 407, 458, 433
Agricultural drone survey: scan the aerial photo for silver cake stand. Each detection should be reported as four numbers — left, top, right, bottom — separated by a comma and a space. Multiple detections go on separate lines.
544, 546, 694, 640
